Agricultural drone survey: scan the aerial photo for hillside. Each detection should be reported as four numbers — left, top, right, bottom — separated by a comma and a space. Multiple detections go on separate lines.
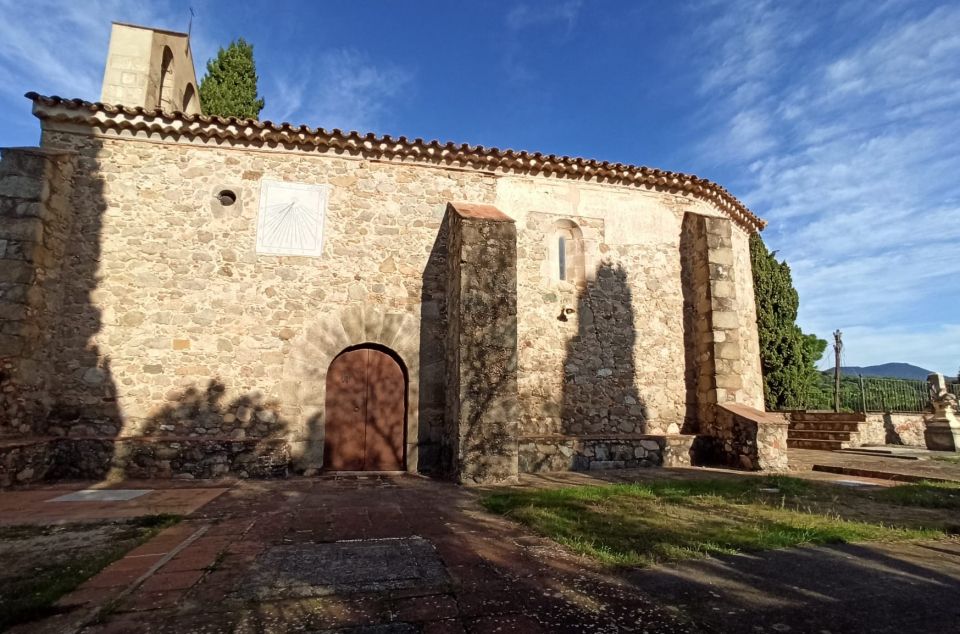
823, 363, 933, 380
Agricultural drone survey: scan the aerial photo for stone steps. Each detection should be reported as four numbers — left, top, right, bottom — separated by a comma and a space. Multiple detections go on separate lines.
787, 411, 866, 423
786, 412, 868, 452
787, 438, 851, 451
788, 429, 857, 442
790, 421, 862, 432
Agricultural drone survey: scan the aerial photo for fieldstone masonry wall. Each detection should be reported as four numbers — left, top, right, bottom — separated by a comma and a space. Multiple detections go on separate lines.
519, 434, 694, 472
865, 413, 925, 447
712, 403, 789, 471
0, 147, 76, 437
678, 214, 774, 468
0, 97, 775, 484
444, 204, 519, 484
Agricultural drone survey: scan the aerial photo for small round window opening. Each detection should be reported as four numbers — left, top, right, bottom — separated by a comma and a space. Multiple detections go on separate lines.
217, 190, 237, 206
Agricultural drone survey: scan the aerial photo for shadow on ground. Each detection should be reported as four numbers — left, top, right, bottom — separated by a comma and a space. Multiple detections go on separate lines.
36, 474, 956, 634
627, 539, 960, 634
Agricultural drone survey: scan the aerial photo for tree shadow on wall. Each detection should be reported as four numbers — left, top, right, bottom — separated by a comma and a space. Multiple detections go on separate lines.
560, 263, 646, 436
450, 214, 518, 484
26, 137, 297, 482
101, 379, 293, 480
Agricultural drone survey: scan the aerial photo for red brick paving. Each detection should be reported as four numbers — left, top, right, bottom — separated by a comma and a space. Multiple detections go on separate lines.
22, 466, 960, 632
0, 484, 228, 526
55, 476, 694, 633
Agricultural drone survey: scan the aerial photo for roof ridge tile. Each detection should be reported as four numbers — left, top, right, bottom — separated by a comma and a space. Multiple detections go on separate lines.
24, 92, 764, 231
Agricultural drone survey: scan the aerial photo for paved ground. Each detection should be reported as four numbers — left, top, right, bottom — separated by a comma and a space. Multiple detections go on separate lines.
629, 540, 960, 634
6, 459, 960, 633
0, 481, 228, 525
789, 447, 960, 483
27, 476, 696, 634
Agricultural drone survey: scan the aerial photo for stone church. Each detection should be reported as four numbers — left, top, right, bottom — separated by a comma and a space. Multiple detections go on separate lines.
0, 23, 788, 487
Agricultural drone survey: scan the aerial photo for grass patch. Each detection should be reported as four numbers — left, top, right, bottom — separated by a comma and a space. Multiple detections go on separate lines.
874, 481, 960, 509
481, 477, 943, 567
0, 514, 180, 630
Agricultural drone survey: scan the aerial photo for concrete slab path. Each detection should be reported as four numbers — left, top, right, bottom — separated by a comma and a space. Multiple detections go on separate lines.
789, 447, 960, 483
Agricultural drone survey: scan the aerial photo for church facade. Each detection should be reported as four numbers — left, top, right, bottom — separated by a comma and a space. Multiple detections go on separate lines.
0, 24, 787, 487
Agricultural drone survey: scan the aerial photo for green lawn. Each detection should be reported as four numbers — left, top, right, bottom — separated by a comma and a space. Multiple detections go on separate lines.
0, 514, 179, 631
481, 477, 952, 567
874, 480, 960, 509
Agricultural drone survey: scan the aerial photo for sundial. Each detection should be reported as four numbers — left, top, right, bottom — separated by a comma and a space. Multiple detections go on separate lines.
255, 179, 330, 256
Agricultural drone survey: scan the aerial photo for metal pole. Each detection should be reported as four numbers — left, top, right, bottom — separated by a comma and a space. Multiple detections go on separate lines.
833, 330, 843, 413
858, 374, 866, 413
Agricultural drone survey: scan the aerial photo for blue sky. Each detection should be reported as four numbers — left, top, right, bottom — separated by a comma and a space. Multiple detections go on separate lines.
2, 0, 958, 374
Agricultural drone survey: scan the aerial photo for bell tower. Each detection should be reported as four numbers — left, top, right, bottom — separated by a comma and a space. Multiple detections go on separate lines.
100, 22, 201, 114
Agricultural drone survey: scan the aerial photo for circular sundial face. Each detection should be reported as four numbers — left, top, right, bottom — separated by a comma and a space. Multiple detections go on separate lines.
256, 180, 330, 256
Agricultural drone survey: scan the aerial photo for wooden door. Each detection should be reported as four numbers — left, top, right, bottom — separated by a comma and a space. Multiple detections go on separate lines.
324, 348, 405, 471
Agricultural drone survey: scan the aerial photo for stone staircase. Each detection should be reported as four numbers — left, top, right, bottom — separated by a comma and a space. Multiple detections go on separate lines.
786, 411, 867, 451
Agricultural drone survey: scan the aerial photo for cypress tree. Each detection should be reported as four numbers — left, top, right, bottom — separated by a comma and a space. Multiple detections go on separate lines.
749, 233, 827, 409
198, 38, 265, 119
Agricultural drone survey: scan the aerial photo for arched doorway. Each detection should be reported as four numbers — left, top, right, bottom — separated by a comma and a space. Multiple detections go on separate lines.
324, 345, 406, 471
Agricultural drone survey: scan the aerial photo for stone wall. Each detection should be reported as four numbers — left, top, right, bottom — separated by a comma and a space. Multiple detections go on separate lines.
865, 413, 926, 448
0, 440, 56, 488
1, 436, 288, 487
33, 129, 497, 479
1, 114, 765, 481
0, 147, 75, 437
505, 183, 763, 441
519, 434, 693, 473
444, 204, 519, 484
707, 403, 789, 471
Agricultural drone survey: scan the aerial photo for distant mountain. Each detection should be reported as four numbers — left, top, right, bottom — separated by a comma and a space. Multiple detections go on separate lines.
823, 363, 934, 380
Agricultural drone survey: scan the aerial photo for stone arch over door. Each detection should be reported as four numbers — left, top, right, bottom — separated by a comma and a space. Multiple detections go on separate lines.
283, 304, 422, 473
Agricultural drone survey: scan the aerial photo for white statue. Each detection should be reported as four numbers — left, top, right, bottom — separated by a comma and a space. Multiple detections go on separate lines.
925, 373, 960, 452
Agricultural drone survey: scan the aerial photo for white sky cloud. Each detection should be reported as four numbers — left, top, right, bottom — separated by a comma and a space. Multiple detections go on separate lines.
265, 49, 413, 132
506, 0, 583, 32
0, 1, 955, 375
691, 0, 960, 373
0, 0, 411, 136
0, 0, 191, 103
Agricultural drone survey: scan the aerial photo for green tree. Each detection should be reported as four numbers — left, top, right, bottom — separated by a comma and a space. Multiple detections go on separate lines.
749, 233, 827, 409
198, 38, 265, 119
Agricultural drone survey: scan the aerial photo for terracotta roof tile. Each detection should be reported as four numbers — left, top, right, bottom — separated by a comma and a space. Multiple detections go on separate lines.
25, 93, 765, 231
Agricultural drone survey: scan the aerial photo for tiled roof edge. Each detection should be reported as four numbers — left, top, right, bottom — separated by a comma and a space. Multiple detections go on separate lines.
26, 93, 765, 231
